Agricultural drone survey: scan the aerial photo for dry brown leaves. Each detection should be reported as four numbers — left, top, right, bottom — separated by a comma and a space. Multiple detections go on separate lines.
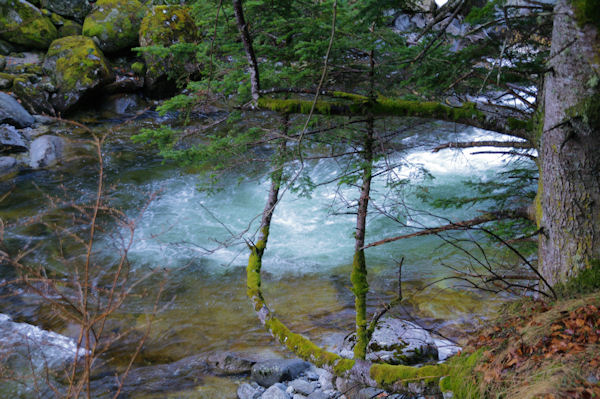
467, 301, 600, 398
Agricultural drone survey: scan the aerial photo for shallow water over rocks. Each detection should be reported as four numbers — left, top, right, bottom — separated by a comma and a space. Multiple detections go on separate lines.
0, 101, 533, 397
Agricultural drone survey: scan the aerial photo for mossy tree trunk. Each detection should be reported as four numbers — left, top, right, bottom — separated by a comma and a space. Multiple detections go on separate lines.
538, 0, 600, 286
351, 115, 374, 360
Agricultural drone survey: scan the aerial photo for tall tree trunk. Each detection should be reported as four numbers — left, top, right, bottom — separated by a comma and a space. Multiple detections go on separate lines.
232, 0, 260, 107
539, 0, 600, 286
352, 116, 374, 360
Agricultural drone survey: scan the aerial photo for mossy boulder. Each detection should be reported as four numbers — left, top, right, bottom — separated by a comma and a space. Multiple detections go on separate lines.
58, 20, 83, 37
43, 35, 114, 113
82, 0, 145, 53
49, 12, 83, 37
138, 5, 198, 97
12, 77, 55, 115
0, 0, 58, 49
40, 0, 90, 22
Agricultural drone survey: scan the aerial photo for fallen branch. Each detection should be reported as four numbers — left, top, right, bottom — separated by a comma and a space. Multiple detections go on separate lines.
432, 140, 533, 152
363, 209, 531, 250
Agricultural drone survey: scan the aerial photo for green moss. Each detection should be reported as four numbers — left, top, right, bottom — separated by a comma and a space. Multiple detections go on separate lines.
265, 317, 343, 369
351, 250, 369, 360
571, 0, 600, 31
0, 72, 15, 88
44, 35, 113, 100
333, 358, 355, 375
566, 91, 600, 131
58, 20, 82, 37
331, 91, 369, 102
139, 5, 198, 46
82, 0, 144, 52
370, 363, 449, 389
131, 61, 146, 75
438, 349, 484, 398
0, 0, 58, 49
555, 259, 600, 298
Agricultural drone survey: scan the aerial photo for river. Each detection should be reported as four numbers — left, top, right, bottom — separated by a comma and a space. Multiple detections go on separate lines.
0, 94, 536, 397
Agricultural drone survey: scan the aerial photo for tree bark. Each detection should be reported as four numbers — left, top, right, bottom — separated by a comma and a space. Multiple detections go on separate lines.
539, 0, 600, 286
232, 0, 260, 107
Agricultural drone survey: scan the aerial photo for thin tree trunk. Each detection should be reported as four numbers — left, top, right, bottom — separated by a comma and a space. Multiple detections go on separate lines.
232, 0, 260, 107
539, 0, 600, 286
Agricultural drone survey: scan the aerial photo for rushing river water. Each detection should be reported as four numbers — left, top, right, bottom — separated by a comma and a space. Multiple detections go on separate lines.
0, 95, 536, 397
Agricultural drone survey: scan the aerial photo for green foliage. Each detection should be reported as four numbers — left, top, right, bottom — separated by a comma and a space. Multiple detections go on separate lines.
465, 0, 504, 25
571, 0, 600, 30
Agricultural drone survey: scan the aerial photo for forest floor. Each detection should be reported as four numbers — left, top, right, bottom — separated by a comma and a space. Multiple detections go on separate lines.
441, 290, 600, 399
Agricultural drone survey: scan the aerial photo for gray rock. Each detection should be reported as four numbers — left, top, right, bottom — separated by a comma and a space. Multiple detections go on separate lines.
251, 359, 311, 388
11, 78, 55, 116
40, 0, 91, 21
0, 92, 35, 128
29, 135, 64, 168
0, 156, 18, 178
0, 124, 28, 153
306, 390, 330, 399
207, 352, 255, 375
315, 368, 334, 391
289, 379, 317, 396
304, 371, 319, 381
292, 394, 307, 399
237, 382, 264, 399
0, 75, 11, 90
339, 318, 438, 365
357, 387, 385, 399
0, 39, 14, 56
261, 384, 290, 399
433, 338, 460, 361
0, 55, 5, 71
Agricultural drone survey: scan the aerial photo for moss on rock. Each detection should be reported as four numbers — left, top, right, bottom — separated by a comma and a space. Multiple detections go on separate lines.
0, 0, 58, 49
40, 0, 90, 22
58, 20, 82, 37
138, 5, 198, 97
82, 0, 144, 53
42, 35, 113, 113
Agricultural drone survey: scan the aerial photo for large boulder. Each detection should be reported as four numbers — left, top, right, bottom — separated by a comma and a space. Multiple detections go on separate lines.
42, 36, 114, 113
0, 0, 58, 49
0, 92, 34, 127
40, 0, 91, 22
82, 0, 145, 53
138, 5, 198, 97
338, 318, 438, 365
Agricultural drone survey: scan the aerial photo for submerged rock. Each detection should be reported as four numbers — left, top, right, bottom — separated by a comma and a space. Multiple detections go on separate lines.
82, 0, 145, 53
0, 92, 35, 127
29, 134, 65, 168
251, 359, 311, 387
42, 35, 114, 113
0, 0, 58, 49
0, 155, 18, 178
138, 5, 198, 97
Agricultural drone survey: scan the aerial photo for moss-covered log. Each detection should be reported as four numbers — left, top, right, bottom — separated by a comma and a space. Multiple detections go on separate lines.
257, 96, 532, 141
